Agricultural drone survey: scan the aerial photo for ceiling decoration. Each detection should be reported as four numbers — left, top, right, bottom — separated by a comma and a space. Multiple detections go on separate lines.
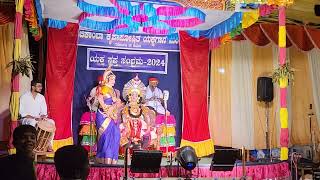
230, 0, 293, 5
41, 0, 285, 42
171, 0, 227, 9
77, 0, 206, 36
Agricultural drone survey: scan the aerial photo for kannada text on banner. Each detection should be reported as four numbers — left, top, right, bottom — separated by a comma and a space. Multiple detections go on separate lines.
78, 29, 179, 52
87, 48, 168, 74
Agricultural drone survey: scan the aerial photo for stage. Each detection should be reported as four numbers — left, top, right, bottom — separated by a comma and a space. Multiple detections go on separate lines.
35, 157, 290, 180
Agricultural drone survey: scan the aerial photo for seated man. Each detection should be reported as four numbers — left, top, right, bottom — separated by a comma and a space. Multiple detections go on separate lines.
54, 145, 89, 180
19, 80, 56, 151
145, 77, 169, 115
0, 125, 37, 180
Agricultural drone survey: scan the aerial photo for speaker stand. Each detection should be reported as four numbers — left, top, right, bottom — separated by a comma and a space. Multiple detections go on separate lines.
265, 102, 270, 154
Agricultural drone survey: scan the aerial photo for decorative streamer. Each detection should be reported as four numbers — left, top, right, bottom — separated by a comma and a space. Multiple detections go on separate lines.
209, 37, 221, 49
242, 10, 259, 29
47, 18, 68, 29
161, 18, 203, 28
156, 6, 187, 16
188, 12, 242, 39
77, 0, 119, 16
229, 24, 242, 38
143, 27, 169, 35
79, 18, 119, 31
109, 0, 129, 15
259, 4, 276, 16
230, 0, 293, 6
34, 0, 43, 25
24, 0, 42, 40
77, 0, 206, 37
205, 3, 276, 49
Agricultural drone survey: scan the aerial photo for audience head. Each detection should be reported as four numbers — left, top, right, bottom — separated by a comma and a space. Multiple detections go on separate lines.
31, 80, 42, 93
54, 145, 89, 180
13, 125, 37, 158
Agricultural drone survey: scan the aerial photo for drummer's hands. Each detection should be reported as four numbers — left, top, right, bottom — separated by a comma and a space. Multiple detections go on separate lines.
36, 115, 47, 121
25, 115, 43, 121
40, 115, 47, 119
25, 115, 35, 119
35, 118, 42, 121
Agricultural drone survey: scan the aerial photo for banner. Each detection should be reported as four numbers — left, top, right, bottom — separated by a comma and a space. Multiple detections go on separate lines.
78, 29, 179, 52
87, 48, 168, 74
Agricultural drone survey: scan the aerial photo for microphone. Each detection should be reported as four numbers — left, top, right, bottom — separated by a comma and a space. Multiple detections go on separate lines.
163, 90, 169, 109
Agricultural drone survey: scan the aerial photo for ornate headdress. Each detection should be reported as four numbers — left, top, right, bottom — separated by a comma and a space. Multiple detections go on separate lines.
122, 74, 146, 101
103, 65, 115, 82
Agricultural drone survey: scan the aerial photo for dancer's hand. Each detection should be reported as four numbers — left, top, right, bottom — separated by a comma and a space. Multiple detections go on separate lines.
24, 115, 35, 119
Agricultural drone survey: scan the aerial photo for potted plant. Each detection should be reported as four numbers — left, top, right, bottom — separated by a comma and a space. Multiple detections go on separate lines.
6, 55, 35, 77
272, 62, 294, 88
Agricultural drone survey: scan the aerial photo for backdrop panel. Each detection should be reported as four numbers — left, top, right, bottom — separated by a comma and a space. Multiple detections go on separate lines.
72, 46, 182, 145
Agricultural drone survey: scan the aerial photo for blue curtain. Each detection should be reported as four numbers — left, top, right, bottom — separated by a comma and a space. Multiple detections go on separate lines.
72, 46, 182, 146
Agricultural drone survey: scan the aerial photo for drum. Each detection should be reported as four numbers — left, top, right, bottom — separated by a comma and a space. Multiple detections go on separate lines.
34, 120, 56, 152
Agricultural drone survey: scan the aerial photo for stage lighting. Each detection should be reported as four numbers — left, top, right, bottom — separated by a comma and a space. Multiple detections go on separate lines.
176, 146, 198, 171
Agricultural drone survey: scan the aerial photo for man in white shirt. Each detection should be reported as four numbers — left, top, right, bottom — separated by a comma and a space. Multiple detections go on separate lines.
19, 80, 56, 151
145, 78, 169, 115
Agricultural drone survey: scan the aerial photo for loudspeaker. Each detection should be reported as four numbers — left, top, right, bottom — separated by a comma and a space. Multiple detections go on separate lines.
315, 5, 320, 16
257, 77, 274, 102
130, 150, 162, 173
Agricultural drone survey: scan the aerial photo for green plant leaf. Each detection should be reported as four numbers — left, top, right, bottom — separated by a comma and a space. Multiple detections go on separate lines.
6, 55, 36, 77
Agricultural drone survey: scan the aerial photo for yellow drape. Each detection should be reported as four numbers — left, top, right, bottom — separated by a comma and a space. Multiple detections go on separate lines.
0, 23, 14, 88
209, 43, 232, 147
252, 44, 279, 149
0, 23, 14, 141
290, 47, 319, 145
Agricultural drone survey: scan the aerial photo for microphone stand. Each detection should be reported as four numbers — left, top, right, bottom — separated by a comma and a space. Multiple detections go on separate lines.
308, 111, 315, 161
124, 146, 129, 180
164, 96, 173, 176
241, 146, 247, 180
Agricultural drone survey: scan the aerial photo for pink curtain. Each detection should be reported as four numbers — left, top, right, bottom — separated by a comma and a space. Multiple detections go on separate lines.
36, 162, 290, 180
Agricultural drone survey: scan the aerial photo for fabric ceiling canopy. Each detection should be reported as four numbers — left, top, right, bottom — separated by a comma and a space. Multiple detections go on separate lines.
234, 23, 320, 51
